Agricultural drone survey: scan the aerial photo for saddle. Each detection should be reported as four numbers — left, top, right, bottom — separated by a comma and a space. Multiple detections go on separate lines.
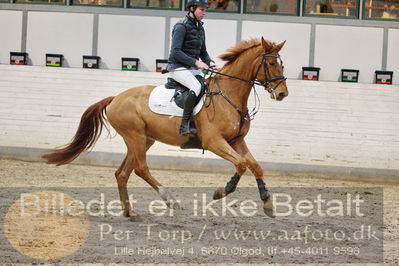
165, 75, 207, 109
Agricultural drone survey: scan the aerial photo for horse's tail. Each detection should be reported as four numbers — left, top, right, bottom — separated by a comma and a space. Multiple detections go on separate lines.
42, 96, 115, 166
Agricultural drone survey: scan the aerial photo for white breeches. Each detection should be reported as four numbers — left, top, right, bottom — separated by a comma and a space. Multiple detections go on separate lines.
169, 67, 203, 96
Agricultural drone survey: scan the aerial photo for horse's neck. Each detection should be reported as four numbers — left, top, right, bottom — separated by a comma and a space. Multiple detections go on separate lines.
216, 49, 261, 113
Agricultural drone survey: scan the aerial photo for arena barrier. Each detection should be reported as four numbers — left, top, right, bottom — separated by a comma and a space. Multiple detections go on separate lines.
0, 65, 398, 178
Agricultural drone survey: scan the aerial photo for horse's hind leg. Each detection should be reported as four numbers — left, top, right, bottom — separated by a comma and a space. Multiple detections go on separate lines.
125, 135, 180, 209
115, 148, 140, 219
115, 153, 138, 219
114, 139, 155, 219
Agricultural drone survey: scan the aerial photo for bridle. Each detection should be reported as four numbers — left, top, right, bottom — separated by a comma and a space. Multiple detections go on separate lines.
206, 52, 287, 99
254, 53, 287, 99
203, 52, 287, 129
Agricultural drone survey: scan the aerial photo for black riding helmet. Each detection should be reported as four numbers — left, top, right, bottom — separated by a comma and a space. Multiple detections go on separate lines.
186, 0, 209, 8
187, 0, 209, 21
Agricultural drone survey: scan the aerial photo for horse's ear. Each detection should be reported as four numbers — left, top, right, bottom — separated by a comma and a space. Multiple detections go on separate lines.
276, 40, 286, 52
261, 37, 272, 51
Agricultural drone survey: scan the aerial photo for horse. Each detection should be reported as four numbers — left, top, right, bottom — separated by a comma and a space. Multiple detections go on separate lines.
42, 37, 288, 219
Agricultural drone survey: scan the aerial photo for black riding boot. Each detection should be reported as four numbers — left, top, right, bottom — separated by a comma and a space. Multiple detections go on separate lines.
179, 90, 197, 136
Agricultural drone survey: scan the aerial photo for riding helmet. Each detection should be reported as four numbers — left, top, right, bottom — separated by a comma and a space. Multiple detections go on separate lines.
186, 0, 209, 8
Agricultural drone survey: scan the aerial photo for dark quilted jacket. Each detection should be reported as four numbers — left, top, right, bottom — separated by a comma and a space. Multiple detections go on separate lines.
168, 15, 212, 69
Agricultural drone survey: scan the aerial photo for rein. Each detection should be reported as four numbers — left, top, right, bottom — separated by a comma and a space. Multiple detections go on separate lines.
204, 52, 286, 122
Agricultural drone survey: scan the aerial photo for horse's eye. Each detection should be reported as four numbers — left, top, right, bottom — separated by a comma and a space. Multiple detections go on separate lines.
269, 62, 275, 66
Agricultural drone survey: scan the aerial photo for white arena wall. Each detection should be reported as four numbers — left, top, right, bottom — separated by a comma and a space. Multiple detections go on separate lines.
314, 25, 384, 84
387, 28, 399, 78
98, 14, 166, 71
0, 65, 398, 177
27, 12, 94, 68
0, 8, 398, 84
241, 20, 311, 80
0, 10, 23, 65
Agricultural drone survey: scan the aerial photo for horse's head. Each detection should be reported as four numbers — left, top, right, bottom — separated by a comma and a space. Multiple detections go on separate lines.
255, 37, 288, 101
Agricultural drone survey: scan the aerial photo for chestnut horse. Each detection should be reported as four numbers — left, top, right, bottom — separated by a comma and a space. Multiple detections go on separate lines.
43, 37, 288, 219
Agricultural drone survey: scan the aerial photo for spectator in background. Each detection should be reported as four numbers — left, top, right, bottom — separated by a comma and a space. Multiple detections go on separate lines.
130, 0, 179, 8
209, 0, 239, 11
382, 0, 398, 18
246, 0, 291, 13
270, 3, 278, 12
247, 0, 267, 12
366, 0, 398, 19
315, 0, 334, 13
215, 0, 229, 9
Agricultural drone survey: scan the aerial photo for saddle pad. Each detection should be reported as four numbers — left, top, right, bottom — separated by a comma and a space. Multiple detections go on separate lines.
148, 85, 205, 117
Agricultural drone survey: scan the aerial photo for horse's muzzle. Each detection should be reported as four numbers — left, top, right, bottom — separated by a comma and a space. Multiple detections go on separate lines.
276, 92, 287, 101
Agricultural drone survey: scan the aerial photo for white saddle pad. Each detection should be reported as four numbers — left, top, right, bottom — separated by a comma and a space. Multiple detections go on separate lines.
148, 85, 205, 117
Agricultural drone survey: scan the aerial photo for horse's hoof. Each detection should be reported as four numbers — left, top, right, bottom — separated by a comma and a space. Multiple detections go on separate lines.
127, 211, 142, 222
264, 208, 276, 218
159, 188, 181, 209
213, 187, 227, 200
128, 214, 143, 222
166, 200, 181, 210
263, 195, 275, 218
129, 216, 143, 222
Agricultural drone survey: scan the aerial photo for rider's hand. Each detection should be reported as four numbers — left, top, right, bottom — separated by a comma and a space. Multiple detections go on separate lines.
195, 60, 209, 70
209, 61, 219, 70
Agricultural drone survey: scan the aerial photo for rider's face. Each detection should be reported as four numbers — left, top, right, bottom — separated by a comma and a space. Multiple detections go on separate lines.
193, 6, 207, 21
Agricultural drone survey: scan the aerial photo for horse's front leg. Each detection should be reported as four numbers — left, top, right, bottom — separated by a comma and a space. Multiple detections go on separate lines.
231, 139, 275, 218
201, 138, 247, 200
213, 172, 241, 200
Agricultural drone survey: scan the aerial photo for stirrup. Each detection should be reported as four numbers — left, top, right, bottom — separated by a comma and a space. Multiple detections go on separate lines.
179, 127, 197, 136
179, 122, 197, 136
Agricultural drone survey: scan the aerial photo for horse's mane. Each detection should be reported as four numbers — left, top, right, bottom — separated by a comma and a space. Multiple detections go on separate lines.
219, 38, 276, 66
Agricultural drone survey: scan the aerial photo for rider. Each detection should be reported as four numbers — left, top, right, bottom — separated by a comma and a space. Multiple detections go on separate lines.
168, 0, 217, 136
